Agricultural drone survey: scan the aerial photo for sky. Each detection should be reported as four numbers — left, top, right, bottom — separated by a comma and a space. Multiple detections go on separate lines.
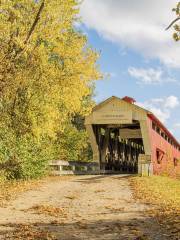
79, 0, 180, 141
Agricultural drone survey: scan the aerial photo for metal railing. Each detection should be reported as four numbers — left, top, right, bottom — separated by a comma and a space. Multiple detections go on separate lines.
49, 160, 100, 175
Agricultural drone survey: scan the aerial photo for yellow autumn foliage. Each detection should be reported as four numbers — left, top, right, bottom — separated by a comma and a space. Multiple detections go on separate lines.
131, 176, 180, 239
0, 0, 101, 179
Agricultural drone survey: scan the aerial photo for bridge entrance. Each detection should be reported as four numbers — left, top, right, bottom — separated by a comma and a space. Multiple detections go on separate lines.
85, 96, 152, 175
93, 122, 144, 173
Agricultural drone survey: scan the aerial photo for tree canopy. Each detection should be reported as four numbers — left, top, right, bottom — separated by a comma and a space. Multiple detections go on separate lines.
0, 0, 102, 180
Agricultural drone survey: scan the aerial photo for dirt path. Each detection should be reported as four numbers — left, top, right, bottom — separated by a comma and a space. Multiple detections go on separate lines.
0, 175, 169, 240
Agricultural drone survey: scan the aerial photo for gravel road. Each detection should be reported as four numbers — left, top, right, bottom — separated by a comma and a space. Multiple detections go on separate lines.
0, 175, 169, 239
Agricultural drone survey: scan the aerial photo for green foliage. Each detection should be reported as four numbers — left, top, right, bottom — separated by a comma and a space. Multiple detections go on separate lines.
53, 124, 92, 162
0, 127, 51, 179
0, 0, 101, 180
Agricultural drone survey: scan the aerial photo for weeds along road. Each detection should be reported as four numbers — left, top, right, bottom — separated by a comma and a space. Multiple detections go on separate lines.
0, 175, 169, 240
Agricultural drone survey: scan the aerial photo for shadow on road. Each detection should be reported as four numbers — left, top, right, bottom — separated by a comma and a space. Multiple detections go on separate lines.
0, 216, 170, 240
73, 174, 134, 184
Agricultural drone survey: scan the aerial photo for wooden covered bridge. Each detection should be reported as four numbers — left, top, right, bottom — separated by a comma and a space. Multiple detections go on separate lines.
85, 96, 180, 177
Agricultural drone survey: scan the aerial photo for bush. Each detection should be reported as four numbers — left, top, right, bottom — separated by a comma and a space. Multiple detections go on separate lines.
53, 124, 93, 162
0, 123, 92, 180
0, 127, 50, 180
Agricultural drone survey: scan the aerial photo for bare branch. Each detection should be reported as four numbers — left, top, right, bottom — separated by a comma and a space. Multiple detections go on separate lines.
166, 17, 180, 30
24, 1, 45, 44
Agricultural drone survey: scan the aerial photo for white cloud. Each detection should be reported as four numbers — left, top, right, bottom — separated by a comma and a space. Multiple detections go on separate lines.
128, 67, 178, 85
128, 67, 162, 85
164, 96, 179, 108
80, 0, 180, 68
174, 123, 180, 128
136, 96, 179, 123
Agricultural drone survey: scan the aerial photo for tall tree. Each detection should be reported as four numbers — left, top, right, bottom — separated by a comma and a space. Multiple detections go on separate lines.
0, 0, 101, 179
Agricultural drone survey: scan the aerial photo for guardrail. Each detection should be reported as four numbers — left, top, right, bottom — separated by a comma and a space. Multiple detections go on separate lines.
49, 160, 100, 175
49, 159, 147, 175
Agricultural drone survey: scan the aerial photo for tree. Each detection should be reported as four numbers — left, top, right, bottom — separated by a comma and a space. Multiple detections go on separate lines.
0, 0, 102, 179
166, 2, 180, 41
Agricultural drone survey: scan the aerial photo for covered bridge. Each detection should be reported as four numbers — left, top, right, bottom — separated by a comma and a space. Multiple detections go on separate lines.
85, 96, 180, 177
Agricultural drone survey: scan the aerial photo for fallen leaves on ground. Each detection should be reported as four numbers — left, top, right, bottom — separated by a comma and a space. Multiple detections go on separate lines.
130, 176, 180, 239
3, 224, 57, 240
28, 204, 67, 218
64, 195, 77, 200
105, 205, 125, 212
0, 180, 41, 207
94, 189, 105, 193
0, 176, 73, 207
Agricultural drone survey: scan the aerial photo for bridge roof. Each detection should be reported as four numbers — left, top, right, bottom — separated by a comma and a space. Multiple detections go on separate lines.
92, 96, 180, 147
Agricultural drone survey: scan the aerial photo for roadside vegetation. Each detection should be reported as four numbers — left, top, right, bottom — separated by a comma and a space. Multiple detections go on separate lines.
130, 176, 180, 239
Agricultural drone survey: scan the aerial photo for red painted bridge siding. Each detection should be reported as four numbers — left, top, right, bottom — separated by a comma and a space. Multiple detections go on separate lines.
147, 117, 180, 177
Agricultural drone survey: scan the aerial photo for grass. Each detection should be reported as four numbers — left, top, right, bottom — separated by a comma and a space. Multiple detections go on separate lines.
130, 176, 180, 239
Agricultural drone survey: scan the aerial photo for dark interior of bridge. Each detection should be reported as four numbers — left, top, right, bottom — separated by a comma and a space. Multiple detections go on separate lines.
93, 122, 144, 173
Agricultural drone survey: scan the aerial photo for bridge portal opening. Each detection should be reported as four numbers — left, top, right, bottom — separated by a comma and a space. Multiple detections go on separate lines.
93, 121, 144, 173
